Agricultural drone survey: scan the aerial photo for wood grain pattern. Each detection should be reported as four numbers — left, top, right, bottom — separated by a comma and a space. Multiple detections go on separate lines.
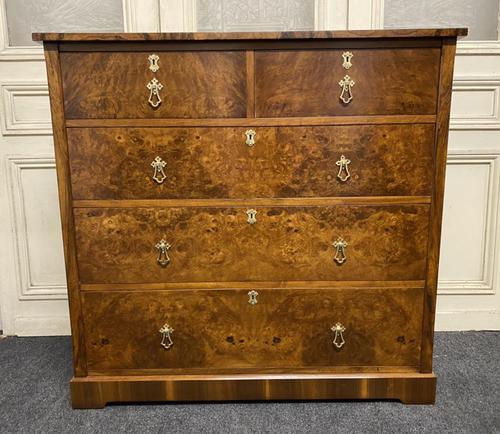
81, 287, 423, 373
70, 373, 437, 408
74, 205, 429, 284
67, 124, 434, 200
256, 48, 440, 117
43, 43, 87, 376
32, 28, 467, 42
61, 51, 247, 119
421, 38, 458, 372
80, 280, 426, 291
73, 197, 432, 208
38, 30, 462, 407
65, 115, 437, 127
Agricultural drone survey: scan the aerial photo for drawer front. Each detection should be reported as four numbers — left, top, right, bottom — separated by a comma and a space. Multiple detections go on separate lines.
75, 205, 429, 284
256, 48, 440, 117
61, 51, 247, 119
82, 287, 423, 373
68, 124, 435, 200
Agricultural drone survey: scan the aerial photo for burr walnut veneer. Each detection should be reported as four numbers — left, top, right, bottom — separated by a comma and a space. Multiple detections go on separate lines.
34, 29, 466, 408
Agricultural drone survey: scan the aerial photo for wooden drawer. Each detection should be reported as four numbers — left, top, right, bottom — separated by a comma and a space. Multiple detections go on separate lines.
256, 48, 440, 117
60, 51, 247, 119
74, 205, 429, 284
68, 124, 435, 200
82, 287, 424, 373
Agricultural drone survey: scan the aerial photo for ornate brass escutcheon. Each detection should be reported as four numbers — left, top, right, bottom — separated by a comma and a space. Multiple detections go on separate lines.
331, 322, 346, 348
336, 155, 351, 182
248, 290, 259, 305
148, 53, 160, 72
147, 78, 163, 108
245, 129, 256, 147
155, 239, 171, 266
339, 75, 355, 104
342, 51, 353, 70
159, 323, 174, 349
332, 237, 348, 264
246, 209, 257, 224
151, 156, 167, 184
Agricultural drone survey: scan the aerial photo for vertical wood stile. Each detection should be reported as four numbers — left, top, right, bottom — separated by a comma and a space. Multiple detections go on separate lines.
246, 50, 256, 118
420, 37, 458, 372
44, 42, 87, 376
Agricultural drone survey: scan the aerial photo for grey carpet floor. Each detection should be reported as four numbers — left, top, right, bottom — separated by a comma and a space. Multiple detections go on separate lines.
0, 332, 498, 434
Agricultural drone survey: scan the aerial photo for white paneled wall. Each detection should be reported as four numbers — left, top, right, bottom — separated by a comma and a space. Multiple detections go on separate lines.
0, 0, 499, 335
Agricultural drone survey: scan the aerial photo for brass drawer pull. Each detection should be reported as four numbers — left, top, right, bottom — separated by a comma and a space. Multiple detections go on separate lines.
155, 239, 171, 266
248, 290, 258, 305
331, 322, 346, 348
147, 78, 163, 108
336, 155, 351, 182
159, 323, 174, 349
333, 237, 348, 264
148, 53, 160, 72
151, 156, 167, 184
245, 129, 256, 147
339, 75, 355, 104
246, 209, 257, 225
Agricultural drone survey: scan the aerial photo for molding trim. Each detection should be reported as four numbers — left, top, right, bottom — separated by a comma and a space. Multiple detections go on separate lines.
438, 155, 500, 295
6, 155, 67, 301
314, 0, 348, 30
370, 0, 384, 29
450, 77, 500, 130
0, 81, 51, 135
435, 309, 500, 331
0, 0, 44, 61
457, 41, 500, 55
159, 0, 196, 32
14, 315, 70, 336
122, 0, 160, 32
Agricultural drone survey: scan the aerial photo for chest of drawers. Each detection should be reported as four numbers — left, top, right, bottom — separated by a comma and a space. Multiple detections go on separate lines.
34, 28, 466, 408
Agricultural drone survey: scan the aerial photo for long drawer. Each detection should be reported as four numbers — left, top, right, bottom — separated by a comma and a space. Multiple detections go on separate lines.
82, 287, 424, 373
68, 124, 435, 200
74, 205, 429, 284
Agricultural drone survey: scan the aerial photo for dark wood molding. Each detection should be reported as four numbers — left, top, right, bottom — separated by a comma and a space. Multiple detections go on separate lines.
33, 29, 467, 42
70, 373, 437, 408
43, 43, 87, 376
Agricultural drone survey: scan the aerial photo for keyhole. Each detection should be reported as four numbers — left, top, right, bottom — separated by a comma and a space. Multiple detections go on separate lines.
247, 209, 257, 224
245, 130, 256, 147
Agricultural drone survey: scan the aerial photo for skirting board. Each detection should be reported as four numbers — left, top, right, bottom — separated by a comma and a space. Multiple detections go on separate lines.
70, 373, 437, 408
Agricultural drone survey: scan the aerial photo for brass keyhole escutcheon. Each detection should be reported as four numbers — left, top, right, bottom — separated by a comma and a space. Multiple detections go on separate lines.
245, 129, 256, 147
151, 156, 167, 184
246, 209, 257, 224
148, 53, 160, 72
333, 237, 348, 264
336, 155, 351, 182
248, 290, 258, 305
331, 322, 346, 349
342, 51, 353, 70
339, 75, 355, 104
155, 239, 171, 266
159, 323, 174, 349
147, 78, 163, 108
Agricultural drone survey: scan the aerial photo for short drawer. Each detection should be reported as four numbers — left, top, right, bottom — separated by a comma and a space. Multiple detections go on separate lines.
68, 124, 435, 200
60, 51, 247, 119
256, 48, 440, 117
82, 287, 424, 374
74, 205, 429, 284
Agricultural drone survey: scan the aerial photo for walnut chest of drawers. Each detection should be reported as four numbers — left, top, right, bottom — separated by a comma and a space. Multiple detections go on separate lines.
34, 28, 466, 408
